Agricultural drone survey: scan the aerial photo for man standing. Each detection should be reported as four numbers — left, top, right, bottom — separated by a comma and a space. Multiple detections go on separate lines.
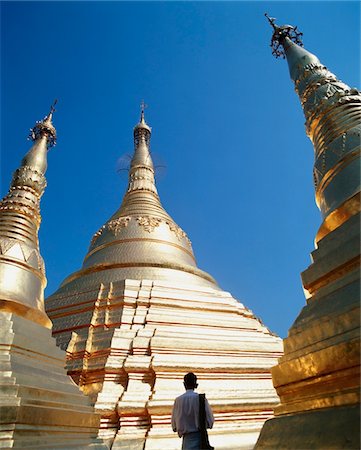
172, 372, 214, 450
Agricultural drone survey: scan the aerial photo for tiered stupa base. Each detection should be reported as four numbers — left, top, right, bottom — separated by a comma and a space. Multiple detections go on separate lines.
0, 312, 108, 449
256, 404, 360, 450
47, 278, 283, 450
255, 213, 360, 449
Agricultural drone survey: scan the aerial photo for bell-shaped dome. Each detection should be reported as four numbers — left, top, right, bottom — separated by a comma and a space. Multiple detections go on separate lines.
58, 110, 217, 292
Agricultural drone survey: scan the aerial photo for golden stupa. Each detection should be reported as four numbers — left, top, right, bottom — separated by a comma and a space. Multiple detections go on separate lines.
0, 105, 107, 449
255, 16, 360, 449
45, 108, 283, 449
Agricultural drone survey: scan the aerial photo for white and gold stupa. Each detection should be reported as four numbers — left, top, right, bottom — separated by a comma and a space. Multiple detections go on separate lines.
46, 108, 283, 450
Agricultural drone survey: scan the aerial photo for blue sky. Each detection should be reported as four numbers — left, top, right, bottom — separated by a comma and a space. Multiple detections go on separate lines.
1, 1, 360, 338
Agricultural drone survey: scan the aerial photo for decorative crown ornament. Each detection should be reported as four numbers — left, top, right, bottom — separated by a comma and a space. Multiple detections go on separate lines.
28, 99, 57, 148
265, 13, 303, 59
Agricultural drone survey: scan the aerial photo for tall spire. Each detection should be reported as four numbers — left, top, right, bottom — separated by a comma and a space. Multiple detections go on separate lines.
255, 18, 361, 450
0, 102, 57, 328
55, 108, 216, 293
265, 14, 361, 242
127, 102, 157, 195
23, 99, 57, 174
0, 105, 108, 450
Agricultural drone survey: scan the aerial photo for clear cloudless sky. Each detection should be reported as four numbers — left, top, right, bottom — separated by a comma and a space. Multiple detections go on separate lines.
1, 1, 360, 338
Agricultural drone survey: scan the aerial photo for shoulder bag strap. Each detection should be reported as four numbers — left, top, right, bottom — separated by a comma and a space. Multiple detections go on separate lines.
199, 394, 214, 450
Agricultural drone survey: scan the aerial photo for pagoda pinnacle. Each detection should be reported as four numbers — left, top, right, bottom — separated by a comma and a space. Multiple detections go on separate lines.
23, 99, 57, 174
68, 107, 212, 290
256, 18, 361, 450
0, 103, 57, 328
265, 13, 304, 60
127, 104, 158, 195
135, 100, 151, 133
265, 15, 361, 241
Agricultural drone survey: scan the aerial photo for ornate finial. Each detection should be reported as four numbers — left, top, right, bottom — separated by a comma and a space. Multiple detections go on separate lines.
28, 100, 57, 148
265, 13, 303, 59
49, 98, 58, 117
134, 101, 151, 138
265, 13, 278, 31
140, 100, 148, 122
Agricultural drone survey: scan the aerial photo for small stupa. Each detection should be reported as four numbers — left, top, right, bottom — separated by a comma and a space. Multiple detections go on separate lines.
0, 104, 107, 449
46, 106, 283, 450
255, 16, 360, 449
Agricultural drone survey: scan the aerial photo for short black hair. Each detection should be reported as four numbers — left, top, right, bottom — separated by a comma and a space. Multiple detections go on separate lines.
184, 372, 198, 389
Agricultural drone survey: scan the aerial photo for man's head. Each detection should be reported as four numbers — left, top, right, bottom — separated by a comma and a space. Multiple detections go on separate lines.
183, 372, 198, 390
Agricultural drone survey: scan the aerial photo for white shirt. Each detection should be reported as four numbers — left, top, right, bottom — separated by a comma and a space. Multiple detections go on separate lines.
171, 390, 214, 437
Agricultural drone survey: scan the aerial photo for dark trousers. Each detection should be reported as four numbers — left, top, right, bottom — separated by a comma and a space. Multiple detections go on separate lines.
182, 431, 201, 450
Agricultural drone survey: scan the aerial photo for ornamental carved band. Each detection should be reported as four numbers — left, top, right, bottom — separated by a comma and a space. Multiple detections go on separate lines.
107, 217, 131, 235
11, 166, 47, 196
90, 215, 192, 247
0, 167, 46, 227
294, 62, 361, 192
91, 216, 131, 246
166, 220, 187, 241
137, 216, 162, 232
0, 236, 45, 273
134, 128, 150, 147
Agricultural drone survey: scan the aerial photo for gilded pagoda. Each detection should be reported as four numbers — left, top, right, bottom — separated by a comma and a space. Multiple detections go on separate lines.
45, 109, 283, 450
255, 16, 360, 449
2, 12, 357, 450
0, 106, 107, 449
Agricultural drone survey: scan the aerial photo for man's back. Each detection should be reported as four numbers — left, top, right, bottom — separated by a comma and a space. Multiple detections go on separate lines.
172, 390, 213, 438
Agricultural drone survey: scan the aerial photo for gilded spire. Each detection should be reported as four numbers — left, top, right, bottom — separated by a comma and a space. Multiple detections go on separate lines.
266, 15, 361, 242
28, 99, 57, 147
128, 102, 157, 192
0, 103, 57, 328
134, 100, 152, 134
57, 107, 216, 290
